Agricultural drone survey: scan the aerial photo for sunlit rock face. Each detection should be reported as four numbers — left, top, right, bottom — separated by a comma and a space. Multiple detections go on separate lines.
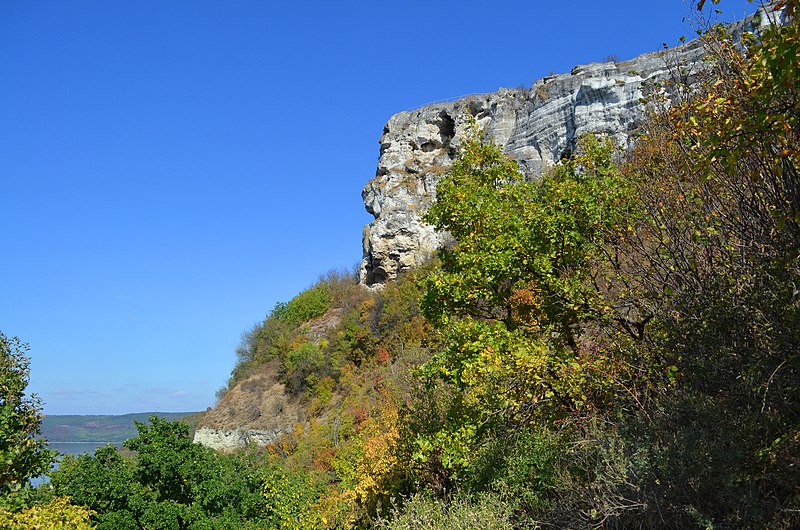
359, 4, 780, 287
358, 55, 695, 287
193, 427, 286, 450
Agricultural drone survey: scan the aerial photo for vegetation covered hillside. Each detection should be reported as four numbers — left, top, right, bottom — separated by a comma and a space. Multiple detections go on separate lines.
2, 4, 798, 528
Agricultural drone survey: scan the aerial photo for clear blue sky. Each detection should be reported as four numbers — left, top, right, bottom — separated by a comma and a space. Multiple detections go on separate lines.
1, 0, 758, 415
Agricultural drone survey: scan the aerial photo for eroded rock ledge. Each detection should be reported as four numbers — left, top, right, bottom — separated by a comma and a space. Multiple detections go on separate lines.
193, 427, 287, 451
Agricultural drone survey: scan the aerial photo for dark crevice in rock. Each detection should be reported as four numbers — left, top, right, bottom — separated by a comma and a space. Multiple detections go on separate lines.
420, 141, 437, 152
438, 110, 455, 146
365, 266, 387, 286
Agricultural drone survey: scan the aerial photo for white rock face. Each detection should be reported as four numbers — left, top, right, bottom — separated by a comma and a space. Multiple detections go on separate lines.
193, 427, 287, 450
359, 56, 691, 286
359, 5, 780, 286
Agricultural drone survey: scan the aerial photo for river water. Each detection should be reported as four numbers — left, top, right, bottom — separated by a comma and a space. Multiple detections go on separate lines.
50, 441, 119, 456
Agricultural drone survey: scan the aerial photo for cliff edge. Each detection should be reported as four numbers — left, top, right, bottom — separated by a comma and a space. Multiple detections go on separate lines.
359, 5, 778, 287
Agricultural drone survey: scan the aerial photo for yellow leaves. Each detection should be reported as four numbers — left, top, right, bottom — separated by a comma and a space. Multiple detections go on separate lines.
359, 298, 376, 322
324, 402, 401, 524
0, 497, 95, 530
353, 420, 400, 501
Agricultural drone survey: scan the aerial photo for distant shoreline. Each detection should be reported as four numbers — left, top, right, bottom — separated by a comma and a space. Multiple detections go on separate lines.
41, 412, 202, 444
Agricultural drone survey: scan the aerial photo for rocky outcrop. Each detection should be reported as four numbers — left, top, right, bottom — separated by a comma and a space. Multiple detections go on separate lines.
193, 427, 286, 451
359, 5, 781, 287
193, 359, 300, 450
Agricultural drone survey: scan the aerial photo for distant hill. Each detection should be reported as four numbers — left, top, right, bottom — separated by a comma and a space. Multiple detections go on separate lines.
41, 412, 202, 443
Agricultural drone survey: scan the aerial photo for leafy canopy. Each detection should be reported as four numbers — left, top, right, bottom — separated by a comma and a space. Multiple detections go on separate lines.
0, 333, 55, 501
414, 123, 642, 475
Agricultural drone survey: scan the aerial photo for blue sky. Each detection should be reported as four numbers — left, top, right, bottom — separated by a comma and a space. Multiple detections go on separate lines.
1, 0, 759, 415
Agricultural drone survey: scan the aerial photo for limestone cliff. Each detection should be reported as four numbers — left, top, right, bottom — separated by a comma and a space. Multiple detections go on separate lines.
359, 5, 779, 287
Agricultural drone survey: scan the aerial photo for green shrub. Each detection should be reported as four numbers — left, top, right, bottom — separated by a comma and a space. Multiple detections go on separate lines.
283, 341, 328, 395
460, 429, 558, 513
376, 492, 514, 530
261, 465, 326, 528
274, 284, 331, 326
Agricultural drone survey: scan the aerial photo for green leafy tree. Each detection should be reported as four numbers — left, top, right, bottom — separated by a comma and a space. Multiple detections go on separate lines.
423, 124, 638, 345
51, 445, 139, 527
410, 124, 646, 482
52, 417, 270, 529
0, 332, 55, 500
121, 417, 213, 508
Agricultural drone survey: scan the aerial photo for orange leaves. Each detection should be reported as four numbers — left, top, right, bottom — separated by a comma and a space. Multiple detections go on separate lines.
509, 281, 544, 330
376, 346, 392, 364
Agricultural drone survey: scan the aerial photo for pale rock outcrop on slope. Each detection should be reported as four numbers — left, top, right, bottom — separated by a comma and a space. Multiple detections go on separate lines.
359, 5, 780, 287
193, 360, 301, 450
193, 427, 286, 451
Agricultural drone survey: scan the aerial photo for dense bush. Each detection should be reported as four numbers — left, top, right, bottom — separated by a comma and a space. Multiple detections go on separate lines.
274, 284, 331, 326
376, 493, 515, 530
283, 341, 329, 395
0, 496, 95, 530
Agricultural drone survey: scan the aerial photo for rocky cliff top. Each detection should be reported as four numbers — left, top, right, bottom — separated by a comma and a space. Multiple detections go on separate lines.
359, 5, 780, 287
